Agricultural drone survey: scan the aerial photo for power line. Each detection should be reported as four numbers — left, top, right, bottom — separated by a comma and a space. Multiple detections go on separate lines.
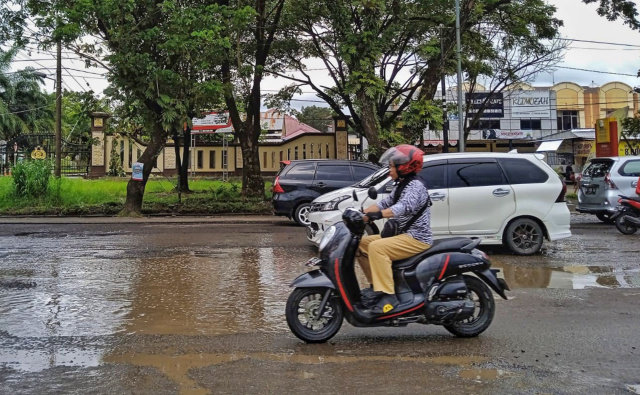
558, 37, 640, 48
556, 66, 638, 77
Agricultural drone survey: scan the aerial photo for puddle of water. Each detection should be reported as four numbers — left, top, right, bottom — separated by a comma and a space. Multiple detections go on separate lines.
121, 247, 314, 336
104, 351, 487, 395
0, 238, 314, 338
492, 261, 640, 290
0, 347, 102, 372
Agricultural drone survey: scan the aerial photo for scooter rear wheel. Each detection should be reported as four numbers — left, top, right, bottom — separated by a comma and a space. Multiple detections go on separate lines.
444, 276, 495, 338
615, 212, 639, 235
286, 287, 343, 343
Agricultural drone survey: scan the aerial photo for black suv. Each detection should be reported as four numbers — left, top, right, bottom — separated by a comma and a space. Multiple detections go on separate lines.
272, 159, 380, 226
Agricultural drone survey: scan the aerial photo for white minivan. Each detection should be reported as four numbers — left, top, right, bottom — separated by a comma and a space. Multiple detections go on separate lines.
306, 152, 571, 255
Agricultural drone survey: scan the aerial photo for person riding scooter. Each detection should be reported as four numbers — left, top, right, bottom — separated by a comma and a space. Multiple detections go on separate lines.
358, 144, 432, 314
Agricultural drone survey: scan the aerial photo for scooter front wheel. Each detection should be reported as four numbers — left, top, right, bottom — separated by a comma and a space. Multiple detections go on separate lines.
286, 287, 343, 343
615, 212, 639, 235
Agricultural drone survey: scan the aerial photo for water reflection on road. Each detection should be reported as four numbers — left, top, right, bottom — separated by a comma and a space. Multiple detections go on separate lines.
494, 261, 640, 290
0, 229, 316, 341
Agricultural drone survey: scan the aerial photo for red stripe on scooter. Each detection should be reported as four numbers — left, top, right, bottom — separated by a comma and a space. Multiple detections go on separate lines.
375, 303, 425, 320
334, 258, 354, 312
438, 255, 450, 280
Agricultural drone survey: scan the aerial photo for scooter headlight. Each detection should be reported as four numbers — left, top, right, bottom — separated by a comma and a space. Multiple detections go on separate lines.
319, 225, 337, 252
321, 195, 350, 211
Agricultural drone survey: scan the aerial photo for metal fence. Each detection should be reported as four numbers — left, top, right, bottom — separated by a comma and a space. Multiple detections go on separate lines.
0, 134, 91, 177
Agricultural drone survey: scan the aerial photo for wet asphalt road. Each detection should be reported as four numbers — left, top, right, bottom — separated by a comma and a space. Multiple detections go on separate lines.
0, 213, 639, 395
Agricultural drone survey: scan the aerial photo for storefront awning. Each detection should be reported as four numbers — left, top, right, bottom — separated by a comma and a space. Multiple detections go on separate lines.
536, 139, 563, 152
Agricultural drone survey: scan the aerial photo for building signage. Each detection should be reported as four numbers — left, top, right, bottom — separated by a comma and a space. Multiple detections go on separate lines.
191, 111, 234, 134
481, 129, 531, 140
466, 92, 504, 118
510, 91, 551, 118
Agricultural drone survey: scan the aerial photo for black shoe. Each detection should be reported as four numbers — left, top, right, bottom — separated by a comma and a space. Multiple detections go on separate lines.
361, 286, 375, 298
369, 294, 399, 315
360, 290, 384, 309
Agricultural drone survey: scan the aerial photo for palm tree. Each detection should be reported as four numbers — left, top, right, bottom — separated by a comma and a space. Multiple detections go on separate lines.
0, 47, 54, 140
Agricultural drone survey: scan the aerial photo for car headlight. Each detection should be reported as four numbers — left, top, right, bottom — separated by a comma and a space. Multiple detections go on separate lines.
321, 195, 350, 211
319, 225, 337, 252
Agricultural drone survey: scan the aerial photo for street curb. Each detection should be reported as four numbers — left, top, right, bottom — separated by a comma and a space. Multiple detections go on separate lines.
0, 214, 282, 225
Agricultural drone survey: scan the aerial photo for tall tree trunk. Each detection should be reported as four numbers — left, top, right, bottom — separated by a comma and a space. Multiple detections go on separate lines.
173, 128, 183, 192
121, 130, 166, 215
179, 125, 191, 192
237, 121, 264, 199
357, 92, 383, 155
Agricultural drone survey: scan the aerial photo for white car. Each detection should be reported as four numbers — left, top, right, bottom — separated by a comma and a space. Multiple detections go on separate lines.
306, 152, 571, 255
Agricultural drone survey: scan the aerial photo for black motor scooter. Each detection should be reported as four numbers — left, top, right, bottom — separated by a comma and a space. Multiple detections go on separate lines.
285, 187, 510, 343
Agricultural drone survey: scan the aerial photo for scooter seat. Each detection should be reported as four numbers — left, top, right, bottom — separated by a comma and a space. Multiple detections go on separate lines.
392, 237, 474, 270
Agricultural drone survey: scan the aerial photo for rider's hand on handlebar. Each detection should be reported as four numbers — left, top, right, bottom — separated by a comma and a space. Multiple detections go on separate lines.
365, 210, 383, 222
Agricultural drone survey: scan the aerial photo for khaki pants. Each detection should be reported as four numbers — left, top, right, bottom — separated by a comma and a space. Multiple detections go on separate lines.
358, 234, 430, 294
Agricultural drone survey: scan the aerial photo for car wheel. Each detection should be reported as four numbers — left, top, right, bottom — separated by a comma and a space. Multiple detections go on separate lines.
504, 218, 544, 255
293, 203, 312, 226
596, 213, 613, 223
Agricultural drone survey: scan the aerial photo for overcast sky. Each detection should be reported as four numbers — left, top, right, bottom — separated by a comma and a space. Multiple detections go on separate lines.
9, 0, 640, 109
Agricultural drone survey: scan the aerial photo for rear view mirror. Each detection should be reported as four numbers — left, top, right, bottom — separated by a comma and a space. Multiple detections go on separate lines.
352, 189, 358, 202
367, 186, 378, 200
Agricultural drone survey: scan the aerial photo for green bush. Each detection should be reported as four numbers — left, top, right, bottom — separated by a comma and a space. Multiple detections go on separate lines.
11, 160, 53, 198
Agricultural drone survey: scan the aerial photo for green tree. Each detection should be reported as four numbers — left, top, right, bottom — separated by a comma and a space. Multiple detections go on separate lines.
62, 90, 110, 143
583, 0, 640, 30
218, 0, 287, 199
0, 47, 54, 140
277, 0, 561, 153
296, 106, 333, 133
2, 1, 235, 214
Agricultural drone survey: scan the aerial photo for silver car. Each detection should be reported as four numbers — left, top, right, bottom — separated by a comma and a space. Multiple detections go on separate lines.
577, 156, 640, 221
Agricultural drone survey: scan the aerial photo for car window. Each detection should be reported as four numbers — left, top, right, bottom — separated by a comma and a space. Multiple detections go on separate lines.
419, 164, 446, 189
448, 162, 506, 188
315, 165, 352, 181
619, 160, 640, 177
283, 162, 316, 180
352, 164, 377, 182
583, 160, 613, 178
355, 166, 389, 187
497, 158, 549, 184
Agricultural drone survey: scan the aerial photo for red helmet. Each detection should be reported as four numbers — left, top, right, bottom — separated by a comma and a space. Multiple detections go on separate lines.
379, 144, 423, 176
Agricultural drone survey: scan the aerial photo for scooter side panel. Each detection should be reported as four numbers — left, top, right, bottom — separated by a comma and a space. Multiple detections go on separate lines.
290, 270, 335, 289
414, 252, 489, 287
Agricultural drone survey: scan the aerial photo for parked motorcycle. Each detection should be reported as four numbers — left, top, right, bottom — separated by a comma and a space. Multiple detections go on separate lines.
612, 195, 640, 235
285, 187, 510, 343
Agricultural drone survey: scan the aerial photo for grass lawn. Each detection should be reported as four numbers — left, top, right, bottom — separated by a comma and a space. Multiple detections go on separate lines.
0, 176, 273, 216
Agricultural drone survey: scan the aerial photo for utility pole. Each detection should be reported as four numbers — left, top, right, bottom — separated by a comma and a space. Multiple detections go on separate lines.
455, 0, 465, 152
55, 40, 62, 177
440, 27, 449, 153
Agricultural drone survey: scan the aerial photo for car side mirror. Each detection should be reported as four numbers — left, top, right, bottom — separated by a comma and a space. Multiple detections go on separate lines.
352, 189, 358, 202
367, 186, 378, 200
